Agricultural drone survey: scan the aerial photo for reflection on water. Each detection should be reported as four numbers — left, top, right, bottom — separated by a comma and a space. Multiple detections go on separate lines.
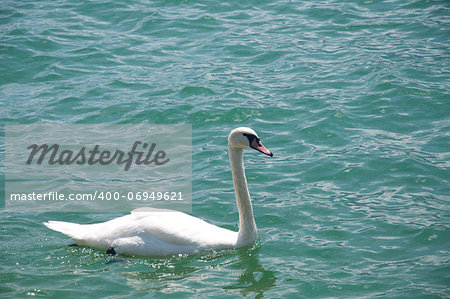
115, 244, 276, 296
223, 245, 277, 298
117, 255, 199, 292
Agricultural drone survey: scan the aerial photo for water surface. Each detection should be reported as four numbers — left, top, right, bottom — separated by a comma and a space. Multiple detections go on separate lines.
1, 0, 449, 297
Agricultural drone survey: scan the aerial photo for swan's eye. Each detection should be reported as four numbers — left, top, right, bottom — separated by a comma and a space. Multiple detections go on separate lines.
243, 133, 259, 146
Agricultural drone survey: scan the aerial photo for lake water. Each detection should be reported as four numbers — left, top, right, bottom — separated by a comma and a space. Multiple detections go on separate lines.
1, 0, 449, 297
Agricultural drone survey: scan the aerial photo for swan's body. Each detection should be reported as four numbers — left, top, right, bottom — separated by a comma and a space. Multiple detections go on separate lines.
44, 127, 273, 256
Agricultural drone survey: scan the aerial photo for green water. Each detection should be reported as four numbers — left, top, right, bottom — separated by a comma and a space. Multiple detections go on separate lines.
1, 0, 449, 297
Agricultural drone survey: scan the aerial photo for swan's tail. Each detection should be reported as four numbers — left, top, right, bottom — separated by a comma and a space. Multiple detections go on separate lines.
44, 221, 85, 241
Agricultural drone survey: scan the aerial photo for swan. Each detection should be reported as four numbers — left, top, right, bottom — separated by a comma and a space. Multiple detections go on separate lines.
44, 127, 273, 256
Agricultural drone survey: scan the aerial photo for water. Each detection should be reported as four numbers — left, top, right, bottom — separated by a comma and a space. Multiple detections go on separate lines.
1, 0, 449, 297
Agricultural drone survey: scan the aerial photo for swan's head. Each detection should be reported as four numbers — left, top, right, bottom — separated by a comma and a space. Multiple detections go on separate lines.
228, 127, 273, 157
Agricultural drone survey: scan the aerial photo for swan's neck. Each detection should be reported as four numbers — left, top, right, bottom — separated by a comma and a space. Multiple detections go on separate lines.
229, 145, 257, 246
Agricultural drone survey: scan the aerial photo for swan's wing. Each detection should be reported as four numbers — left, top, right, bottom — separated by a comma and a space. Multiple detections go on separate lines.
129, 210, 237, 247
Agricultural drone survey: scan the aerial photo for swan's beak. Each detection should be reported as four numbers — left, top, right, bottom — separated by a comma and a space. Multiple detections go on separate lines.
250, 139, 273, 157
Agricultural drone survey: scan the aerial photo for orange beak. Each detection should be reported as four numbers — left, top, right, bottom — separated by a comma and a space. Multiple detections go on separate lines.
250, 139, 273, 157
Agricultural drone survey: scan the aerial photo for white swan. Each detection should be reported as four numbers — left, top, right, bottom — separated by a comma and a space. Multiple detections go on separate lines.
44, 127, 273, 256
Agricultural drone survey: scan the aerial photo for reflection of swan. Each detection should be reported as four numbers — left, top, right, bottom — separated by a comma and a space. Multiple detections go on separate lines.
224, 245, 277, 297
44, 127, 273, 256
119, 245, 276, 297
